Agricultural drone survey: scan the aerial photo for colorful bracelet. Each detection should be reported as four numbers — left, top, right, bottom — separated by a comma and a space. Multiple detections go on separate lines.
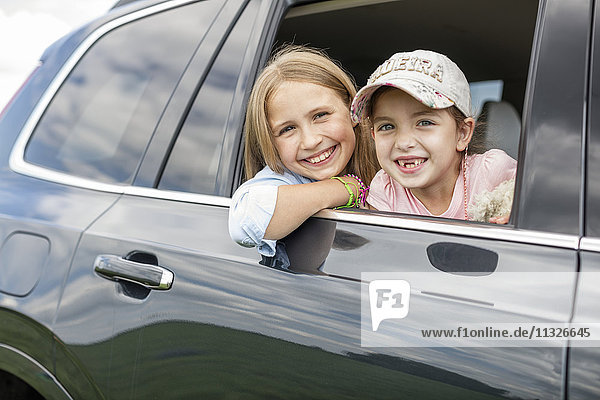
343, 174, 370, 206
330, 176, 358, 209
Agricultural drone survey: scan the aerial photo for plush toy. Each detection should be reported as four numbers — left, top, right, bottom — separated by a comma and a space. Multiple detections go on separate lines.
467, 178, 515, 222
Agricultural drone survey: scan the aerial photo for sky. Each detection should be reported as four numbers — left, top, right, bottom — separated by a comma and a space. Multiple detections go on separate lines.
0, 0, 117, 109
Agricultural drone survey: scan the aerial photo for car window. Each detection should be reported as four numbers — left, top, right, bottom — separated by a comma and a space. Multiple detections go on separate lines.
157, 1, 260, 195
270, 0, 538, 222
586, 6, 600, 238
24, 0, 223, 185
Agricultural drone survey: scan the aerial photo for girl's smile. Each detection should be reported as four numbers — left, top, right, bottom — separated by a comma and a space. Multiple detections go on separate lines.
304, 144, 337, 165
395, 156, 428, 173
268, 81, 355, 181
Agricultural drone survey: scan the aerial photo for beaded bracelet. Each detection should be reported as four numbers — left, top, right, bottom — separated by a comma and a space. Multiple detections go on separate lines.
343, 173, 370, 206
330, 176, 358, 209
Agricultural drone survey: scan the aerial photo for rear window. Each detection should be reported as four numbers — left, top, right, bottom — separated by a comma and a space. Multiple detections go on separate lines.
24, 0, 222, 185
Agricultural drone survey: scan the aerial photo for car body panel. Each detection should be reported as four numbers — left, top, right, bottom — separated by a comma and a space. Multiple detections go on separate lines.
60, 193, 572, 399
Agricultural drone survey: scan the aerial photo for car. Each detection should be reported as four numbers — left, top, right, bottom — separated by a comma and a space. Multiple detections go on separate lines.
0, 0, 598, 398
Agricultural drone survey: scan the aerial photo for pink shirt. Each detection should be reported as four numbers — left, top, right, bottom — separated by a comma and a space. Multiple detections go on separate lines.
367, 149, 517, 219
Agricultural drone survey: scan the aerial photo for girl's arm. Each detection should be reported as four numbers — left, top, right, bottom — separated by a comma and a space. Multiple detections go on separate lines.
229, 172, 360, 256
264, 177, 358, 240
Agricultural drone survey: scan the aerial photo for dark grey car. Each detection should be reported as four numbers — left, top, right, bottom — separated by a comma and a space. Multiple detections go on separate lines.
0, 0, 599, 398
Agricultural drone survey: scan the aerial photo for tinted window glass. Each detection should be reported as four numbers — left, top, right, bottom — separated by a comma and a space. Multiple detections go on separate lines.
25, 0, 222, 184
587, 5, 600, 237
158, 1, 259, 194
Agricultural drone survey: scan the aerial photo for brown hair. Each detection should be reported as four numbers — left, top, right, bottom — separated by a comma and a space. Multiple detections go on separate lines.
446, 106, 486, 155
243, 45, 378, 183
367, 86, 486, 154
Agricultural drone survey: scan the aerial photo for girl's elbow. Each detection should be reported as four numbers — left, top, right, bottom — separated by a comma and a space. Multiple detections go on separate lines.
228, 221, 257, 248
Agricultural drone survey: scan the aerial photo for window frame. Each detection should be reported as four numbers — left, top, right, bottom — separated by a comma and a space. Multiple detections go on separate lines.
248, 0, 584, 238
219, 0, 579, 251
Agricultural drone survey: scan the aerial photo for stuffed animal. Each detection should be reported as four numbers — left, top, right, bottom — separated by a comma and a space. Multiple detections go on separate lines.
467, 178, 515, 222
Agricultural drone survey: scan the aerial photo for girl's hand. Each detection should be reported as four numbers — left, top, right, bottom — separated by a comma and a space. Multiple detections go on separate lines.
488, 214, 510, 224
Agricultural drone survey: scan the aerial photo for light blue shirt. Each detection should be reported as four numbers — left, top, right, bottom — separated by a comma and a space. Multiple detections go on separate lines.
229, 165, 314, 257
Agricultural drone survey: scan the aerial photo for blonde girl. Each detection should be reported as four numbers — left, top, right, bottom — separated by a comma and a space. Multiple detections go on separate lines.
229, 45, 378, 263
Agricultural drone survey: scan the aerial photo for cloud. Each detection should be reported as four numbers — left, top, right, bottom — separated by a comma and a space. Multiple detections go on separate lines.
0, 0, 115, 27
0, 9, 70, 70
0, 1, 114, 109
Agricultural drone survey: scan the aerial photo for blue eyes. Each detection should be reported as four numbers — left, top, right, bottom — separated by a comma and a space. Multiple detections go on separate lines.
376, 120, 435, 132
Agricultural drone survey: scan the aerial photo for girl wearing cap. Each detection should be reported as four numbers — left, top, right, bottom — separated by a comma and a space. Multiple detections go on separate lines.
351, 50, 516, 223
229, 45, 378, 265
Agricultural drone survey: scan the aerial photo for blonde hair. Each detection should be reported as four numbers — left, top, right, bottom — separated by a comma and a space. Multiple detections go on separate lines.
244, 45, 378, 183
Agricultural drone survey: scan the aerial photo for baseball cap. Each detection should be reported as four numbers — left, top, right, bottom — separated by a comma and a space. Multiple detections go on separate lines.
351, 50, 471, 123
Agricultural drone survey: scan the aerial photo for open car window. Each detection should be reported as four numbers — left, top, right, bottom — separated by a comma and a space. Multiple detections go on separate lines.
268, 0, 538, 224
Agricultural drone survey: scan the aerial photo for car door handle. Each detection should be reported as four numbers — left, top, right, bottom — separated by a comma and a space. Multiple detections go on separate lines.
94, 254, 174, 290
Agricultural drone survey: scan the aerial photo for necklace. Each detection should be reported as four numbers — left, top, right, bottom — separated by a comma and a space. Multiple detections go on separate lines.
463, 150, 468, 220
